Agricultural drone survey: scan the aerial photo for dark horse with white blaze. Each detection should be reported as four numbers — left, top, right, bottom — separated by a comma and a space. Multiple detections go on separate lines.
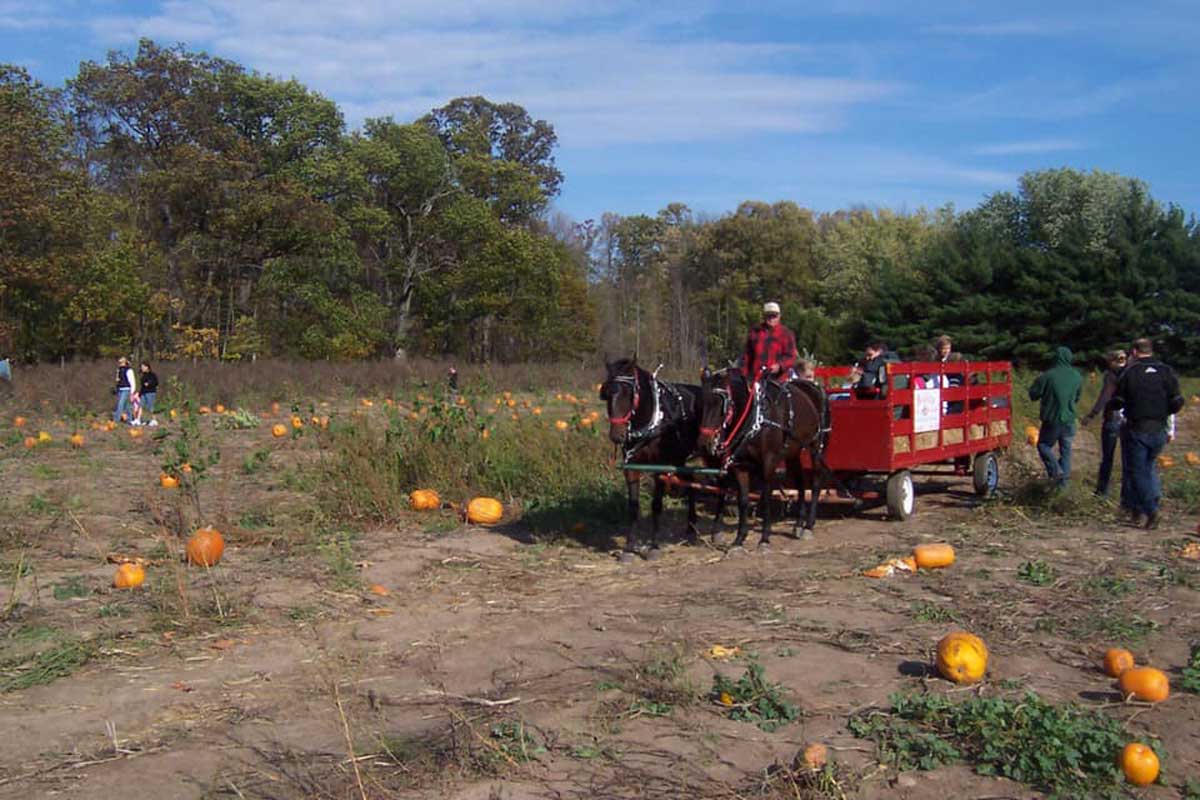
697, 368, 829, 550
601, 357, 708, 561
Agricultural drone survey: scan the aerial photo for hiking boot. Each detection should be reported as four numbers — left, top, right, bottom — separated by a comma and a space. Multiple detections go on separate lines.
1129, 512, 1145, 527
1145, 512, 1160, 531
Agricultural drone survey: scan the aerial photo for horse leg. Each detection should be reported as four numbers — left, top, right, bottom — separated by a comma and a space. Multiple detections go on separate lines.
621, 472, 641, 563
786, 457, 811, 540
711, 474, 730, 546
806, 450, 826, 532
731, 469, 751, 550
759, 457, 775, 550
647, 477, 665, 560
685, 486, 699, 545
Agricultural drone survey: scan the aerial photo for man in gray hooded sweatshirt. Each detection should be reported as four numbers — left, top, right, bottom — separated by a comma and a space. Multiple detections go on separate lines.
1028, 346, 1083, 487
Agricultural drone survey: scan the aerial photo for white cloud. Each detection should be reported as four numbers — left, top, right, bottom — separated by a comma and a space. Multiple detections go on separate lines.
86, 0, 899, 146
973, 139, 1085, 156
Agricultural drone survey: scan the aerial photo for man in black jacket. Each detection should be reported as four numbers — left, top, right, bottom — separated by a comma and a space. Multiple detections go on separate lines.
1114, 339, 1184, 529
850, 340, 889, 399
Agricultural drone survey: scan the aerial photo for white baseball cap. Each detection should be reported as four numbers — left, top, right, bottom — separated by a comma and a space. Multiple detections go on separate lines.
763, 301, 781, 315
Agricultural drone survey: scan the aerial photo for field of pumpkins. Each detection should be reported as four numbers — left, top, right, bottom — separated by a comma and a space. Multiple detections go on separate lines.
1, 363, 1199, 798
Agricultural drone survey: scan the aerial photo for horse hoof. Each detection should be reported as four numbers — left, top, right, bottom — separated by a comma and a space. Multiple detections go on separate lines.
757, 542, 771, 554
726, 545, 748, 558
646, 547, 663, 562
617, 551, 636, 565
799, 528, 815, 542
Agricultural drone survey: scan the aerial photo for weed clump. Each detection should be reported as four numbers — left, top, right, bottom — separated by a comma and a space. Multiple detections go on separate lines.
711, 659, 799, 732
849, 689, 1154, 798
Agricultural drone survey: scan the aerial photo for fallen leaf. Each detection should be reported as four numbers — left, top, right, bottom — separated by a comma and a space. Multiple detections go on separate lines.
1176, 542, 1200, 561
210, 639, 236, 650
369, 584, 390, 596
170, 681, 193, 692
369, 608, 394, 617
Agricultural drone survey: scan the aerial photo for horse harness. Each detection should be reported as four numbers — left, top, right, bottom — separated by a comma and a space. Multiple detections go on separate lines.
608, 368, 691, 462
705, 373, 827, 469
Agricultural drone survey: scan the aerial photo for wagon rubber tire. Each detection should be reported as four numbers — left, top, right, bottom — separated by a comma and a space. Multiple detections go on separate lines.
972, 451, 1000, 497
885, 470, 915, 521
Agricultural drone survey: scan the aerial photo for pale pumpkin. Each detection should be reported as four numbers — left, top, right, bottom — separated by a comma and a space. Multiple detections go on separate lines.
271, 423, 288, 438
1120, 742, 1159, 786
186, 526, 225, 567
409, 489, 441, 511
1118, 666, 1169, 703
1102, 648, 1135, 678
113, 562, 146, 589
935, 631, 988, 684
467, 497, 503, 525
913, 543, 955, 569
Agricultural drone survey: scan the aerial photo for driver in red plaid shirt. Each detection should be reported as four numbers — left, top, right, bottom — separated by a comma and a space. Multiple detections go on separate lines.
742, 301, 798, 382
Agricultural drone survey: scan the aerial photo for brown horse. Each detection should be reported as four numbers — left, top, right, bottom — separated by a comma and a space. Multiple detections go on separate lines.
601, 358, 709, 561
697, 368, 828, 550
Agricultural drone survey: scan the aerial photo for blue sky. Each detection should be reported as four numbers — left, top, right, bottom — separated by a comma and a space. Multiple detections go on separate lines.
4, 0, 1198, 223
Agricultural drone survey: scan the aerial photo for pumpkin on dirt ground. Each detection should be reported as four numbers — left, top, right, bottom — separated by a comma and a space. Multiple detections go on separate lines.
1186, 451, 1200, 466
1118, 666, 1170, 703
913, 543, 955, 569
467, 497, 503, 525
1024, 425, 1039, 445
800, 742, 828, 770
935, 631, 988, 684
409, 489, 441, 511
23, 436, 37, 449
13, 416, 27, 428
271, 423, 287, 438
160, 473, 180, 489
1120, 742, 1160, 786
1101, 648, 1135, 678
1157, 454, 1175, 469
186, 526, 225, 567
113, 562, 146, 589
69, 433, 85, 448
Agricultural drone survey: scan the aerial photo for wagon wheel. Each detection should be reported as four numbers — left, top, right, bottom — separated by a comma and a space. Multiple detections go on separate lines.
972, 451, 1000, 497
885, 470, 915, 521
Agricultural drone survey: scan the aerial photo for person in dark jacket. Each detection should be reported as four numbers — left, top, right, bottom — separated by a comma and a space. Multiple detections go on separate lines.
1028, 346, 1083, 487
850, 340, 889, 399
1113, 338, 1184, 529
1081, 349, 1127, 496
137, 362, 159, 425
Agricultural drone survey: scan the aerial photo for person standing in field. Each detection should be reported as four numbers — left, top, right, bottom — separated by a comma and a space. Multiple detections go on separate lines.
1081, 349, 1127, 497
136, 362, 159, 425
1113, 338, 1184, 529
1028, 346, 1083, 488
113, 356, 137, 423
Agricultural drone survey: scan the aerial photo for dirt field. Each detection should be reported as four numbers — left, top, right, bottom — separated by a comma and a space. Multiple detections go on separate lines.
2, 388, 1199, 799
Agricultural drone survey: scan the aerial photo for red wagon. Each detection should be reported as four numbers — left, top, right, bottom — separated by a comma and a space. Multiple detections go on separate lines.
810, 360, 1014, 520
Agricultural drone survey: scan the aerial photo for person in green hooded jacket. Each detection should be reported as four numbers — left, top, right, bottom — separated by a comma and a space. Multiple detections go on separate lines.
1028, 346, 1083, 487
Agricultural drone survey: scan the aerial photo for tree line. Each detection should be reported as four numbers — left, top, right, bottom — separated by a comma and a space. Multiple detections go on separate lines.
3, 40, 1199, 371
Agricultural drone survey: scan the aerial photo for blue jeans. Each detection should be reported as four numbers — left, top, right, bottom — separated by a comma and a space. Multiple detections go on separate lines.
141, 392, 156, 415
1036, 421, 1074, 485
1096, 420, 1121, 495
114, 389, 131, 423
1125, 428, 1168, 517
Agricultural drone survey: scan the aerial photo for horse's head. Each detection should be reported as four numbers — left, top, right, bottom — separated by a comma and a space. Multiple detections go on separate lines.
697, 367, 736, 455
601, 357, 641, 444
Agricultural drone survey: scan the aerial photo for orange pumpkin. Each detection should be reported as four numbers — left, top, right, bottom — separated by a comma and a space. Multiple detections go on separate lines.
1024, 425, 1039, 445
291, 416, 303, 429
555, 420, 569, 431
180, 462, 192, 474
271, 423, 287, 438
198, 405, 211, 415
467, 497, 503, 525
1186, 451, 1200, 466
1157, 454, 1175, 469
271, 401, 281, 415
1102, 648, 1135, 678
186, 526, 225, 567
23, 436, 37, 449
69, 433, 85, 448
128, 428, 143, 439
800, 742, 828, 770
214, 404, 226, 414
1120, 742, 1159, 786
1118, 666, 1169, 703
160, 473, 180, 489
113, 562, 146, 589
13, 416, 27, 428
935, 631, 988, 684
913, 543, 955, 569
409, 489, 441, 511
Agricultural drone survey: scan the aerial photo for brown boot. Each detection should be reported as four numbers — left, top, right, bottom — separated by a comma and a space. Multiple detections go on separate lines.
1145, 512, 1160, 531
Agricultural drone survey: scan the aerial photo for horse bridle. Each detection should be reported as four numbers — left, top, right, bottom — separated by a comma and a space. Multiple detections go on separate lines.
605, 373, 640, 426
